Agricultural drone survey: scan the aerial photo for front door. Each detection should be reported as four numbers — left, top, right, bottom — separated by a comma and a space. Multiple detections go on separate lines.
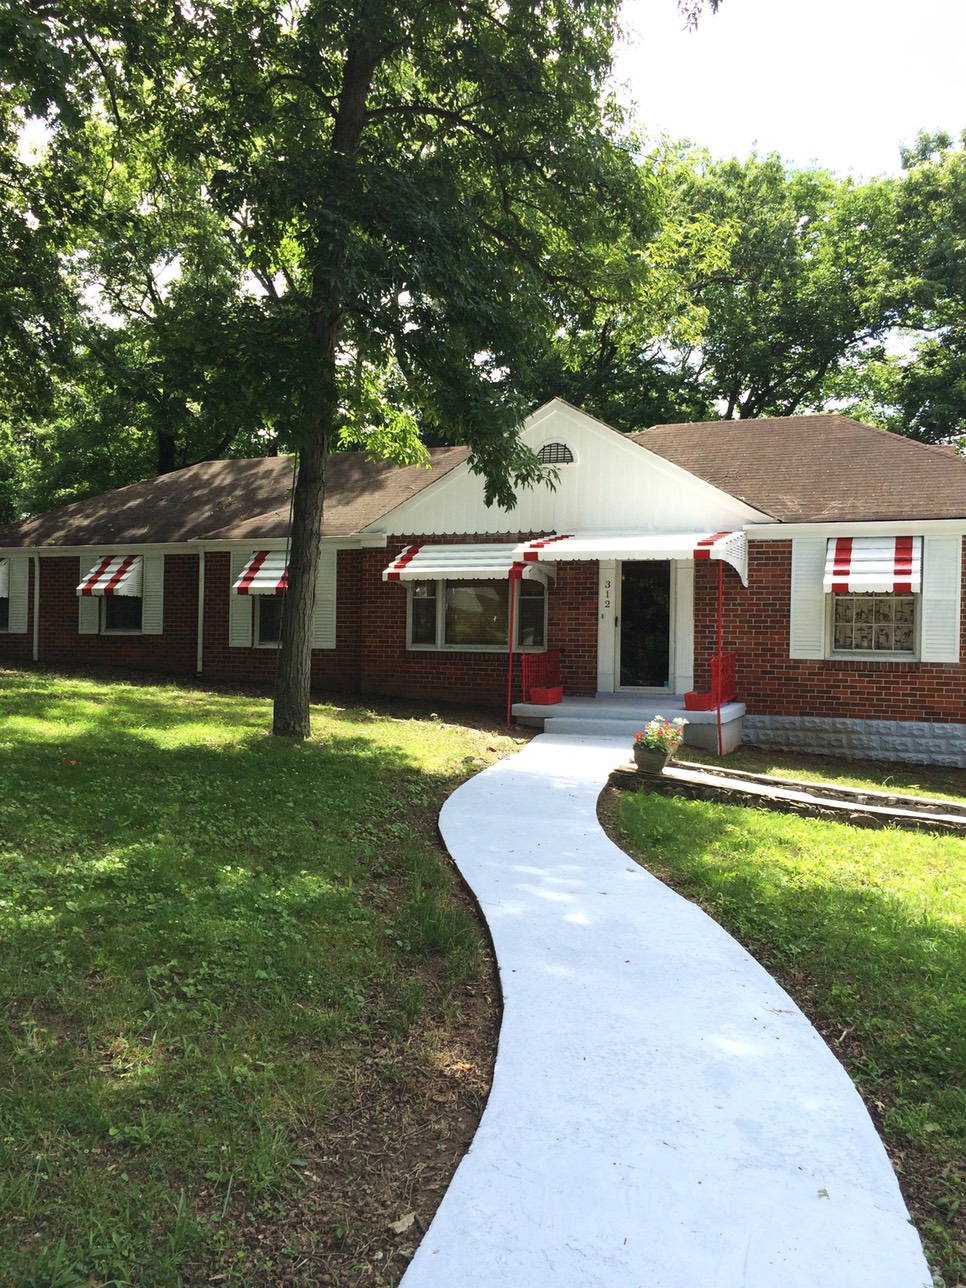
618, 561, 671, 689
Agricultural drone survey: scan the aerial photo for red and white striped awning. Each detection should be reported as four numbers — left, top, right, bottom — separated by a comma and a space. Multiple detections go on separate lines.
77, 555, 143, 597
383, 544, 553, 583
234, 550, 289, 595
823, 537, 922, 594
0, 558, 7, 598
514, 531, 749, 586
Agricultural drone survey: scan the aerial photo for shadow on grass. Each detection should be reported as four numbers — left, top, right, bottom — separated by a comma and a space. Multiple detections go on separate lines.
0, 673, 491, 1283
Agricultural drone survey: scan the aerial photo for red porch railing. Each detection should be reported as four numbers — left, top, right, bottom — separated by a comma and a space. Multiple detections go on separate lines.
684, 651, 737, 711
521, 650, 563, 704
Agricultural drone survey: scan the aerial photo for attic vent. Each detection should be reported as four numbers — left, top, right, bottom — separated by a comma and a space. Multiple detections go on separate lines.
537, 441, 574, 465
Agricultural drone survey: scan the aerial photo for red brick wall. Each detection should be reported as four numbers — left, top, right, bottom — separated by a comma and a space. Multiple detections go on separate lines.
359, 534, 575, 707
694, 542, 966, 722
13, 541, 963, 725
551, 560, 599, 695
200, 551, 361, 693
3, 554, 200, 676
0, 541, 615, 706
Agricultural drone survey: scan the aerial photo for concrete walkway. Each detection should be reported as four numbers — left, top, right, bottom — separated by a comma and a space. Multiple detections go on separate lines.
400, 733, 932, 1288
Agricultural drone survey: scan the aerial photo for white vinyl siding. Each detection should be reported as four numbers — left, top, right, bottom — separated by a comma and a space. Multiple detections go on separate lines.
920, 535, 962, 663
5, 555, 30, 634
788, 539, 826, 659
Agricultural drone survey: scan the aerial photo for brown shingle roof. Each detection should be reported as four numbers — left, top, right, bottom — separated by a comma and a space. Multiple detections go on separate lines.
3, 414, 963, 548
0, 448, 470, 548
633, 415, 966, 522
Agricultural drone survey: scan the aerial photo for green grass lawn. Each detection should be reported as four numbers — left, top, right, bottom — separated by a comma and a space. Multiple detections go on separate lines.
0, 669, 520, 1287
613, 759, 966, 1287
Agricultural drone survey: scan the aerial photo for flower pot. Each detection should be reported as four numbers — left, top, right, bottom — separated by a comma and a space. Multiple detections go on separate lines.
633, 744, 671, 773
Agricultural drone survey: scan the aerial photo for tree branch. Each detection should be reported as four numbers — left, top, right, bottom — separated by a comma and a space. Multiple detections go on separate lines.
76, 32, 123, 132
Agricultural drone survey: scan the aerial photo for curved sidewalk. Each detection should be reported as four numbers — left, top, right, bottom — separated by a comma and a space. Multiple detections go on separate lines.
401, 733, 931, 1288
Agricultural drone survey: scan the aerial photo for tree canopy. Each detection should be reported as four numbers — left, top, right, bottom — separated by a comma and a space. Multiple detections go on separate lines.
4, 0, 966, 734
4, 0, 662, 732
844, 132, 966, 444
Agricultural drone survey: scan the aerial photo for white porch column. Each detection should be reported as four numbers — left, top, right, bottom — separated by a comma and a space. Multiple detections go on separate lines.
596, 560, 617, 693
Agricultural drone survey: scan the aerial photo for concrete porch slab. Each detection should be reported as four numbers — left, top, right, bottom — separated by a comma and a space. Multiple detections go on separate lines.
512, 694, 746, 754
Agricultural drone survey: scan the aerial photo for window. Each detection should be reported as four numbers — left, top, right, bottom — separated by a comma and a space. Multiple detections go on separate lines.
103, 596, 143, 633
790, 535, 961, 665
0, 596, 8, 632
445, 581, 509, 646
229, 547, 337, 651
409, 579, 546, 650
77, 554, 162, 637
830, 593, 917, 655
256, 597, 285, 646
517, 580, 546, 646
410, 581, 437, 645
822, 536, 921, 658
537, 441, 574, 465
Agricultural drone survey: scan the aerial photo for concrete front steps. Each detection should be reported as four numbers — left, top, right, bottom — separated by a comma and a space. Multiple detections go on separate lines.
512, 692, 746, 754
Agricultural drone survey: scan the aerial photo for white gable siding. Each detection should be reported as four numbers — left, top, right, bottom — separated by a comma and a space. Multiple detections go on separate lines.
377, 402, 768, 536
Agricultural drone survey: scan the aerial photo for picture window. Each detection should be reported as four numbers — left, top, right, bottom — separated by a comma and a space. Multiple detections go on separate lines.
409, 578, 546, 650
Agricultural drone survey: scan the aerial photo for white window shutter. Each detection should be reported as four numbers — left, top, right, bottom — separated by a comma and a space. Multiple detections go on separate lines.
920, 535, 962, 663
789, 539, 827, 658
228, 551, 253, 648
78, 557, 100, 634
312, 545, 337, 649
141, 554, 164, 635
7, 555, 30, 634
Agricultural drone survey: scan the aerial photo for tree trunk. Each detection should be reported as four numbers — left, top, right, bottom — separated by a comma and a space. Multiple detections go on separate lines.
270, 25, 382, 738
157, 428, 176, 475
272, 431, 326, 738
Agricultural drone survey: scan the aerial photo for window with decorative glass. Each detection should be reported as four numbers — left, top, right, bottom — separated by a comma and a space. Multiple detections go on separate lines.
409, 579, 546, 650
830, 593, 917, 655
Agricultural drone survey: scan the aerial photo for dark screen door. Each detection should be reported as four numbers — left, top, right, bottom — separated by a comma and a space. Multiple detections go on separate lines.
619, 561, 671, 688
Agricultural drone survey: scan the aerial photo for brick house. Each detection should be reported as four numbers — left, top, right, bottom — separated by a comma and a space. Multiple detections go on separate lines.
1, 399, 964, 764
